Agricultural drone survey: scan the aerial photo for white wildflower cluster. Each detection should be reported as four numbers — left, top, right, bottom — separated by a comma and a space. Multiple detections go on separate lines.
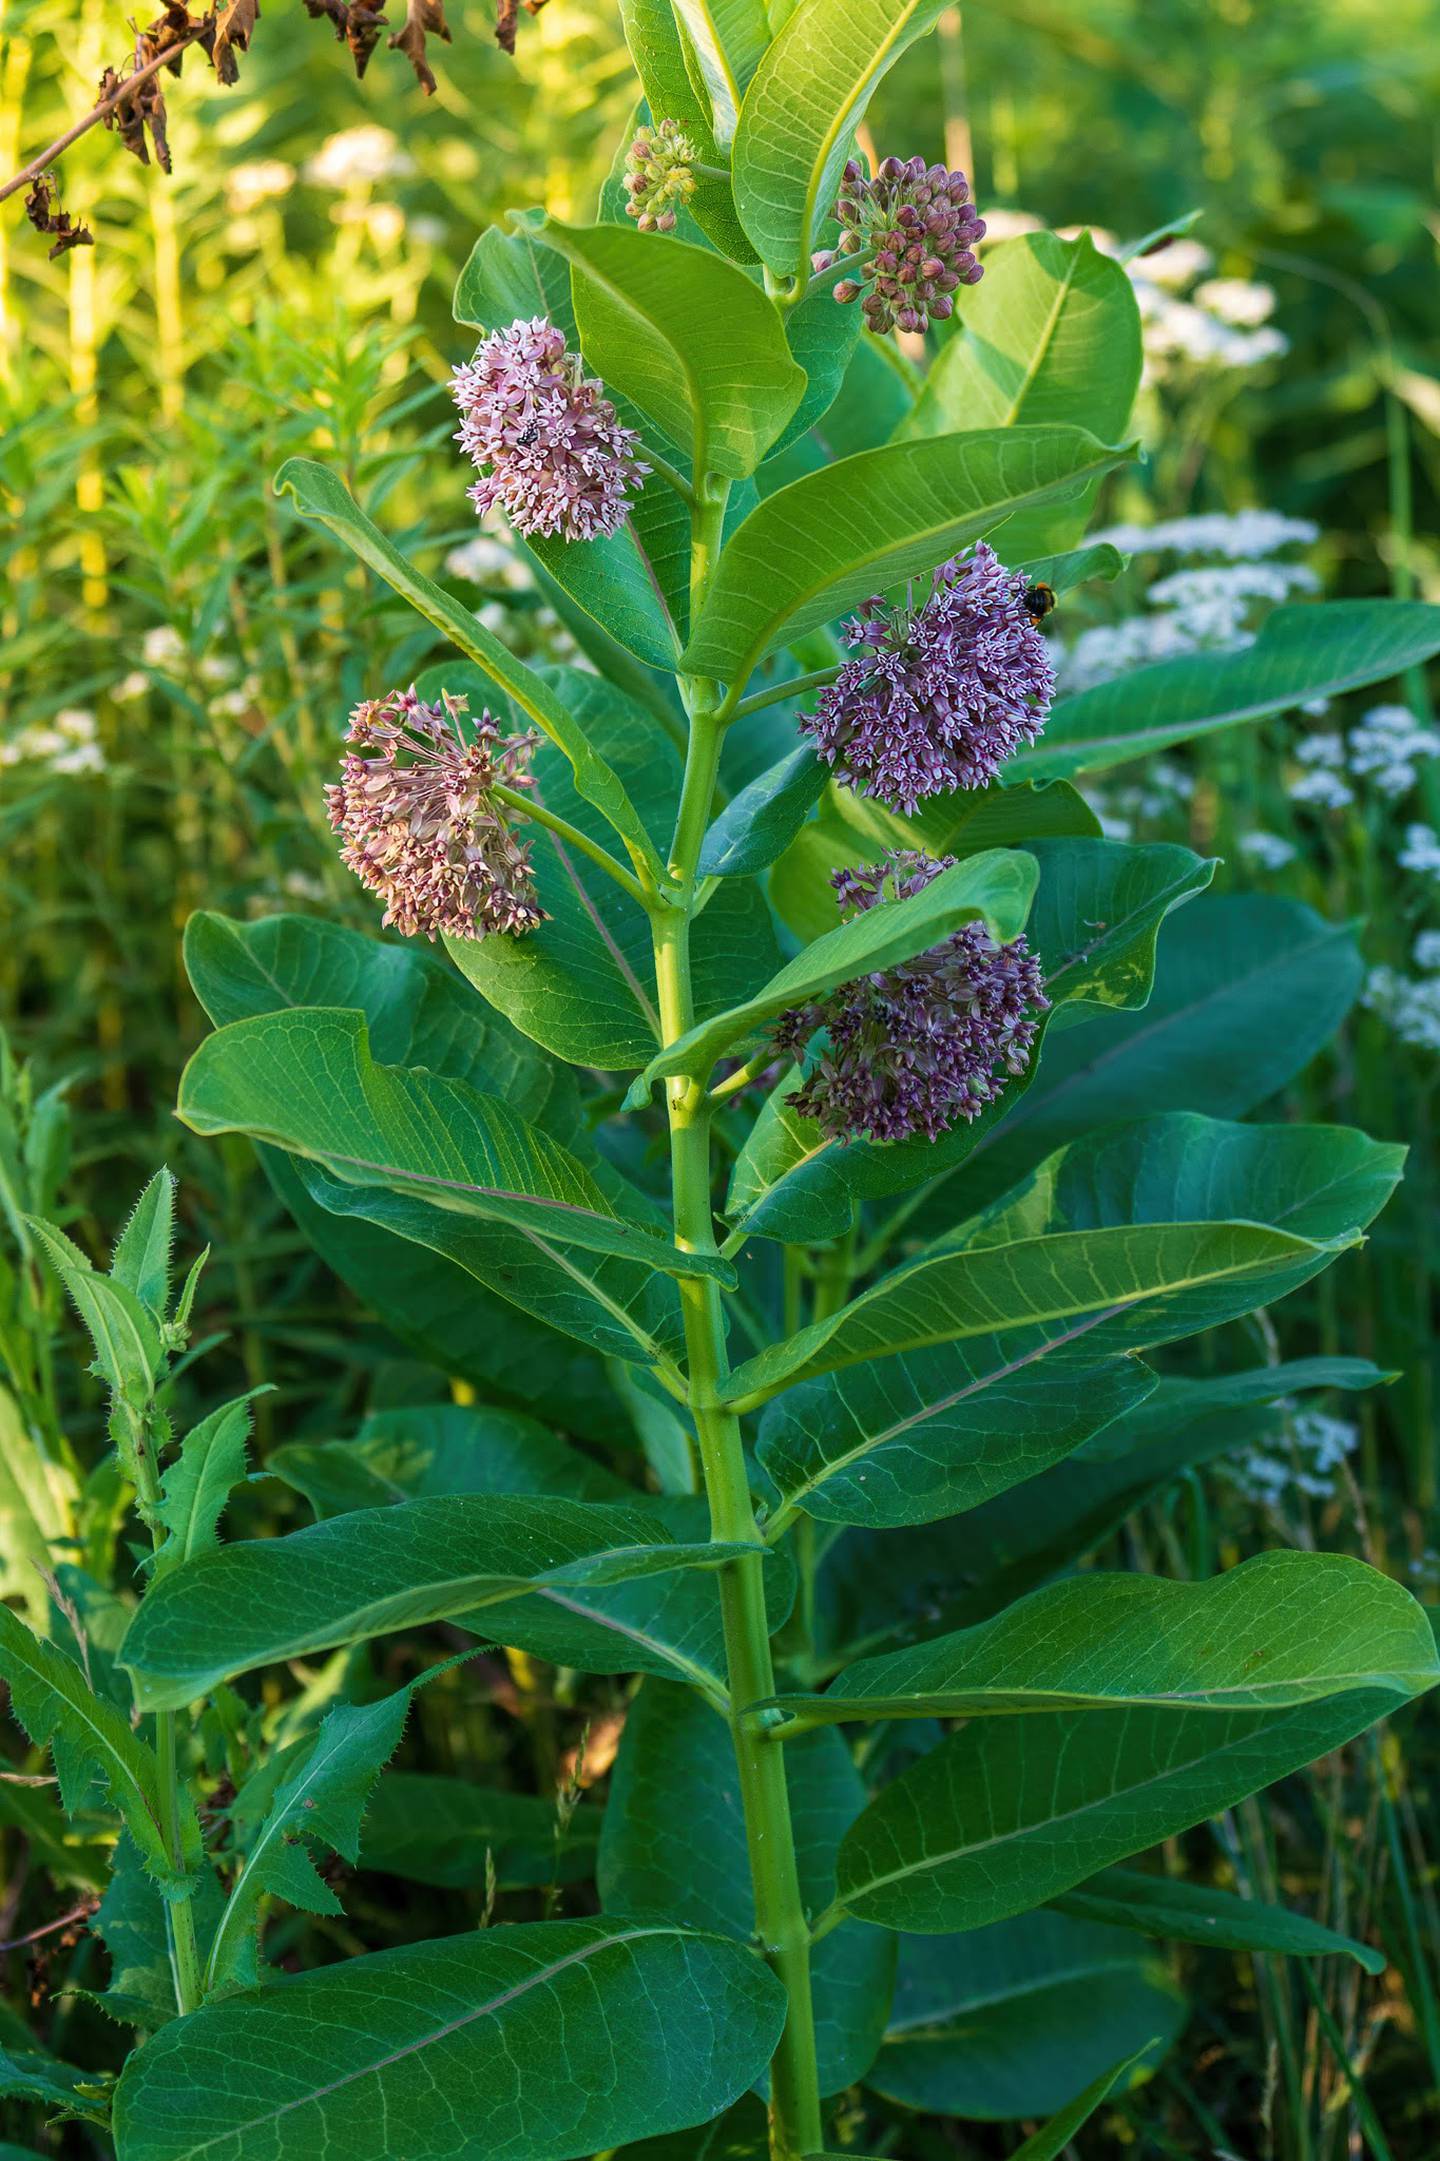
304, 127, 416, 192
1128, 239, 1287, 377
1238, 831, 1298, 871
1057, 526, 1318, 697
1363, 935, 1440, 1050
225, 160, 295, 215
1285, 705, 1440, 816
2, 708, 105, 777
1231, 1406, 1360, 1507
1400, 825, 1440, 877
444, 524, 591, 671
1093, 510, 1320, 560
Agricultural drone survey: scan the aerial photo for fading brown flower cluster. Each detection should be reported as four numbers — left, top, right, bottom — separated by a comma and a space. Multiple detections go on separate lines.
325, 687, 545, 941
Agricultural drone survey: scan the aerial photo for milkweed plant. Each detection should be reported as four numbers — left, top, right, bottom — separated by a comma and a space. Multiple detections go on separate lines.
6, 3, 1440, 2158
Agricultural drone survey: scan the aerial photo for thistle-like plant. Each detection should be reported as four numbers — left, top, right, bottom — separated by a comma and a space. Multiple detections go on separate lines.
5, 4, 1440, 2159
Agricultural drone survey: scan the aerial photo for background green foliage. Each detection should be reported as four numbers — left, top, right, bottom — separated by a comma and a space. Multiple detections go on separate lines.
4, 0, 1440, 2154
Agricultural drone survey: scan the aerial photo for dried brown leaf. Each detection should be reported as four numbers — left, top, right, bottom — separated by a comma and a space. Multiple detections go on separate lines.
211, 0, 260, 85
23, 174, 94, 258
301, 0, 387, 78
389, 0, 450, 93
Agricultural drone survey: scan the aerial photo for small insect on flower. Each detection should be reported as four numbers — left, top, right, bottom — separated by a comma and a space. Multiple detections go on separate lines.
325, 687, 545, 942
451, 318, 649, 544
816, 154, 985, 336
800, 542, 1055, 814
1022, 582, 1057, 624
770, 852, 1050, 1146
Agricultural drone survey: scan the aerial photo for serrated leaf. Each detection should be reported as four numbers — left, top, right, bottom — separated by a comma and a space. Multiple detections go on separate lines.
528, 216, 805, 477
599, 1681, 894, 2095
758, 1337, 1155, 1531
0, 1604, 170, 1876
1014, 599, 1440, 780
274, 458, 663, 877
207, 1688, 411, 1990
868, 1913, 1181, 2120
119, 1494, 767, 1709
628, 847, 1036, 1104
828, 1554, 1439, 1930
682, 426, 1133, 686
1052, 1866, 1385, 1973
112, 1921, 787, 2161
110, 1171, 175, 1318
154, 1392, 260, 1577
26, 1215, 161, 1413
732, 0, 949, 278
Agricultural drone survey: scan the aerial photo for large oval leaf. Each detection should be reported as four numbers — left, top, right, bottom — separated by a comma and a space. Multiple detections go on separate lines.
682, 426, 1130, 687
120, 1496, 762, 1710
827, 1555, 1439, 1930
868, 1912, 1183, 2119
112, 1921, 785, 2161
901, 232, 1142, 560
268, 1402, 626, 1520
732, 0, 949, 278
1015, 599, 1440, 780
617, 0, 755, 258
599, 1680, 894, 2095
529, 217, 805, 478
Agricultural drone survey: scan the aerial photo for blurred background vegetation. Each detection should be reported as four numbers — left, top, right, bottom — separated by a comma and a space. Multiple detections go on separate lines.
3, 0, 1440, 2153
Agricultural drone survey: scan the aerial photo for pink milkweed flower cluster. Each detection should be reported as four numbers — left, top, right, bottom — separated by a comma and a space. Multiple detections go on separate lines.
451, 318, 648, 543
325, 686, 545, 942
772, 852, 1049, 1145
818, 155, 985, 335
800, 543, 1055, 814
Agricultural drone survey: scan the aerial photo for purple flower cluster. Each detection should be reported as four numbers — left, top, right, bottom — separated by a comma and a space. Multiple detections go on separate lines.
820, 155, 985, 335
451, 318, 648, 543
772, 852, 1049, 1145
801, 543, 1055, 814
623, 118, 698, 233
325, 687, 545, 942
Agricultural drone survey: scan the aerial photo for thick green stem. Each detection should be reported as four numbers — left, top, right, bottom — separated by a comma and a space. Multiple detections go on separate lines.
130, 1415, 204, 2017
653, 664, 824, 2155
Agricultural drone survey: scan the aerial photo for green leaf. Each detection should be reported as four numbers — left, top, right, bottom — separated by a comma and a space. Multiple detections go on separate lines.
0, 1380, 73, 1629
0, 1604, 170, 1877
529, 216, 804, 476
758, 1338, 1155, 1531
1014, 600, 1440, 780
153, 1392, 260, 1578
112, 1921, 787, 2161
119, 1495, 765, 1709
110, 1171, 175, 1319
183, 911, 626, 1440
360, 1772, 601, 1890
697, 745, 830, 877
683, 426, 1133, 686
613, 2096, 770, 2159
1052, 1867, 1386, 1973
906, 890, 1368, 1233
829, 1554, 1439, 1930
26, 1215, 161, 1415
734, 835, 1210, 1244
599, 1681, 894, 2094
447, 669, 780, 1070
672, 0, 770, 142
722, 1111, 1402, 1406
732, 0, 949, 278
901, 233, 1143, 560
1006, 2047, 1157, 2159
274, 457, 664, 876
268, 1401, 625, 1520
207, 1687, 411, 1990
868, 1912, 1182, 2119
0, 2032, 110, 2122
178, 1006, 731, 1287
617, 0, 755, 257
628, 847, 1037, 1104
1015, 540, 1127, 595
